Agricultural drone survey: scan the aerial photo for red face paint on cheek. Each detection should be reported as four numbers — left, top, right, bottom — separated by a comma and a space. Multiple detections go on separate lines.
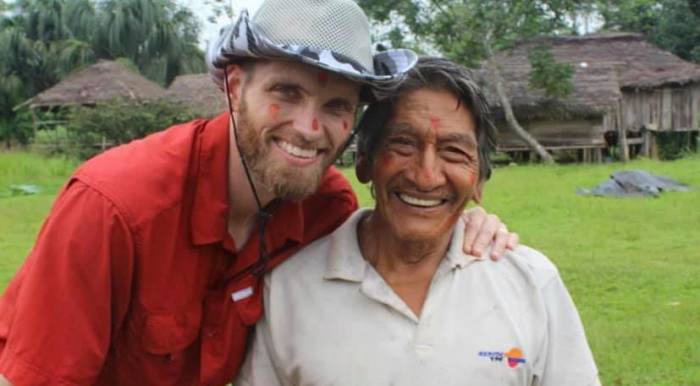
312, 118, 319, 131
378, 152, 400, 169
318, 71, 329, 86
267, 103, 281, 120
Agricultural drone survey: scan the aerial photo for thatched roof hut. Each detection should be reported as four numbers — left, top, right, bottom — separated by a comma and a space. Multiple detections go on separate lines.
481, 32, 700, 118
479, 33, 700, 159
27, 60, 166, 108
166, 73, 226, 118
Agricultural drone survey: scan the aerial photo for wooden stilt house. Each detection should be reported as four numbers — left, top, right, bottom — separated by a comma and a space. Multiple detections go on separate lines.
480, 33, 700, 161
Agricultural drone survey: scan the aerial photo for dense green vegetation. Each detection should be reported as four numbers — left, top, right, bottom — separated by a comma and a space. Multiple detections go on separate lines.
0, 0, 207, 146
1, 151, 699, 385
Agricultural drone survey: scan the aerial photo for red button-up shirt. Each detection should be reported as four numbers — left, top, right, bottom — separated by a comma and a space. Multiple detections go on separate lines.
0, 113, 357, 385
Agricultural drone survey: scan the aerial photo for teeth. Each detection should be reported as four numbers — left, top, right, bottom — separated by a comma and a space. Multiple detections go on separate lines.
398, 193, 442, 207
277, 140, 318, 159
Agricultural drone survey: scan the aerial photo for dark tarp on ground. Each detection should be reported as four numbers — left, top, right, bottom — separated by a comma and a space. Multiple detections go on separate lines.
577, 170, 690, 197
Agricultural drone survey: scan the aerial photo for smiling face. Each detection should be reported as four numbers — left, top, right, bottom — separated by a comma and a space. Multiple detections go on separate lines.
369, 88, 482, 243
230, 60, 360, 201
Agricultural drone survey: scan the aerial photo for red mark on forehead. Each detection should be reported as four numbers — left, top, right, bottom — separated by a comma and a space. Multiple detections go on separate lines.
429, 115, 441, 129
318, 70, 329, 86
342, 120, 349, 131
312, 118, 319, 131
267, 103, 281, 120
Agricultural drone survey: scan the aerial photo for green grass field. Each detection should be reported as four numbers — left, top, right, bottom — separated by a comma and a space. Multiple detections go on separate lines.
1, 150, 699, 385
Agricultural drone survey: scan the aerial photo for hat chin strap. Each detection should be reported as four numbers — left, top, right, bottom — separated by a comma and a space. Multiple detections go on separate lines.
224, 66, 275, 276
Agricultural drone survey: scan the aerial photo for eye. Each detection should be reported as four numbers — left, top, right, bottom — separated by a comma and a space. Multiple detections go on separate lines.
386, 136, 416, 155
270, 83, 302, 101
441, 146, 474, 163
325, 99, 355, 115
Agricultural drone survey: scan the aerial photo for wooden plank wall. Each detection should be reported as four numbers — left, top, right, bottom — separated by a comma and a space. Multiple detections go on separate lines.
621, 83, 700, 132
496, 118, 606, 150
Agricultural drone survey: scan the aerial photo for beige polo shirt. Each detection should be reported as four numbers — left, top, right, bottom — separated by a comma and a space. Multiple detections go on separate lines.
236, 209, 600, 386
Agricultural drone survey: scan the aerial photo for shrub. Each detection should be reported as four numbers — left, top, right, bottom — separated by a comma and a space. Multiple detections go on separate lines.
0, 110, 35, 148
66, 99, 199, 159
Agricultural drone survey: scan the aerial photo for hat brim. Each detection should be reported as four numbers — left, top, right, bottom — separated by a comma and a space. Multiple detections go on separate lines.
208, 10, 417, 96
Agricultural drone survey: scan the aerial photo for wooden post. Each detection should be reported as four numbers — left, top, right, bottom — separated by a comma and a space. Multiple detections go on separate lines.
650, 132, 659, 159
583, 148, 591, 163
642, 128, 651, 157
617, 101, 629, 162
594, 148, 603, 163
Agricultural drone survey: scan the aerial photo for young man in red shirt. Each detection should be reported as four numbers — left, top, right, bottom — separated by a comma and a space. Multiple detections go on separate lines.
0, 0, 517, 385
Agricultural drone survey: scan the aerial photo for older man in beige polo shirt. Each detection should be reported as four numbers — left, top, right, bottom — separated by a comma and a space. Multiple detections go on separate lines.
236, 57, 600, 386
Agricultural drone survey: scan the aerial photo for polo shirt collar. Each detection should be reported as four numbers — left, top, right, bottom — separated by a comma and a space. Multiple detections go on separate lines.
324, 209, 479, 282
324, 209, 370, 282
189, 112, 304, 246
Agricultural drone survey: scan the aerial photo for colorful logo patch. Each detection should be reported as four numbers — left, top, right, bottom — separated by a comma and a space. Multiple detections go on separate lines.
478, 347, 527, 369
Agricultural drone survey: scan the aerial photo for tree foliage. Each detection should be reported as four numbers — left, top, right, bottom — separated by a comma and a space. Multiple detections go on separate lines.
358, 0, 587, 163
359, 0, 582, 67
0, 0, 206, 146
598, 0, 700, 63
66, 99, 199, 159
528, 44, 574, 99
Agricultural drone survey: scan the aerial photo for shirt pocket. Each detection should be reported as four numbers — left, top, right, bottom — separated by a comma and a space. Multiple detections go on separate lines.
116, 304, 202, 384
140, 306, 202, 358
230, 274, 263, 326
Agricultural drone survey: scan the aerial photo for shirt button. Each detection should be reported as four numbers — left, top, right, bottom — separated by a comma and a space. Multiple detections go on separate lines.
205, 328, 218, 338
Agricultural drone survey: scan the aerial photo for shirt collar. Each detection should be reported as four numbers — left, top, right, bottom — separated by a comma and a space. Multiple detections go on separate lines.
324, 209, 479, 281
189, 112, 304, 247
324, 209, 371, 282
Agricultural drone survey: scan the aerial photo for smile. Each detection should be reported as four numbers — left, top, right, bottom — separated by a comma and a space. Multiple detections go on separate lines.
275, 139, 320, 159
396, 193, 446, 208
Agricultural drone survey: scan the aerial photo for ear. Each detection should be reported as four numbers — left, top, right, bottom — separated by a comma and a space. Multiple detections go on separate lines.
355, 152, 372, 183
472, 181, 485, 204
223, 64, 247, 110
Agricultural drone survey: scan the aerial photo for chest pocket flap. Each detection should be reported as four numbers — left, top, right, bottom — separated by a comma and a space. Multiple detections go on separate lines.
140, 305, 202, 355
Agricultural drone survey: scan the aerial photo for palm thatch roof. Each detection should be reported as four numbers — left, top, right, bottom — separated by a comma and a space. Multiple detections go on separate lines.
27, 60, 166, 108
479, 33, 700, 119
166, 73, 226, 118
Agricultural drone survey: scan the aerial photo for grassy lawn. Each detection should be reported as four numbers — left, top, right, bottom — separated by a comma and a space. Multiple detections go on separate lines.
1, 150, 699, 385
0, 151, 78, 289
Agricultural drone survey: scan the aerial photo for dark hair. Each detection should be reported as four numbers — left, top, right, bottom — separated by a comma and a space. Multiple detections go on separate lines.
355, 56, 496, 181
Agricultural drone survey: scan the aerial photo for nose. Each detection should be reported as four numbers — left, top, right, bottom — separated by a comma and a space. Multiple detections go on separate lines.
293, 104, 324, 140
408, 147, 446, 191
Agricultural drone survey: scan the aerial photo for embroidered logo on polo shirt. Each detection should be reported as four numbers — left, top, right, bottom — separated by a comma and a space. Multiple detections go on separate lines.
478, 347, 526, 368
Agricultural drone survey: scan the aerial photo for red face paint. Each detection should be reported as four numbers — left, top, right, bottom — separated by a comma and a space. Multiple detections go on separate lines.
318, 71, 329, 86
312, 118, 319, 131
267, 103, 281, 120
429, 115, 441, 129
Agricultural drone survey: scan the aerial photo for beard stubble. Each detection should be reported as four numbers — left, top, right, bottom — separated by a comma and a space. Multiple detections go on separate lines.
234, 100, 333, 201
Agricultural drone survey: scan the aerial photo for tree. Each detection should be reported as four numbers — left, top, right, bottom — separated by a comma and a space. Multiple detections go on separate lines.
91, 0, 206, 85
358, 1, 590, 163
0, 0, 207, 144
691, 0, 700, 17
598, 0, 700, 63
528, 44, 574, 99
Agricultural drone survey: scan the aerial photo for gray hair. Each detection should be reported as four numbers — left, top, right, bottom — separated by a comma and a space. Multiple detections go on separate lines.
355, 56, 497, 182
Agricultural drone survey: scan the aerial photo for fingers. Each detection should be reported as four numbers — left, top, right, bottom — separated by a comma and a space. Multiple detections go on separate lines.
462, 207, 487, 256
489, 226, 510, 261
506, 232, 520, 250
471, 214, 501, 258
